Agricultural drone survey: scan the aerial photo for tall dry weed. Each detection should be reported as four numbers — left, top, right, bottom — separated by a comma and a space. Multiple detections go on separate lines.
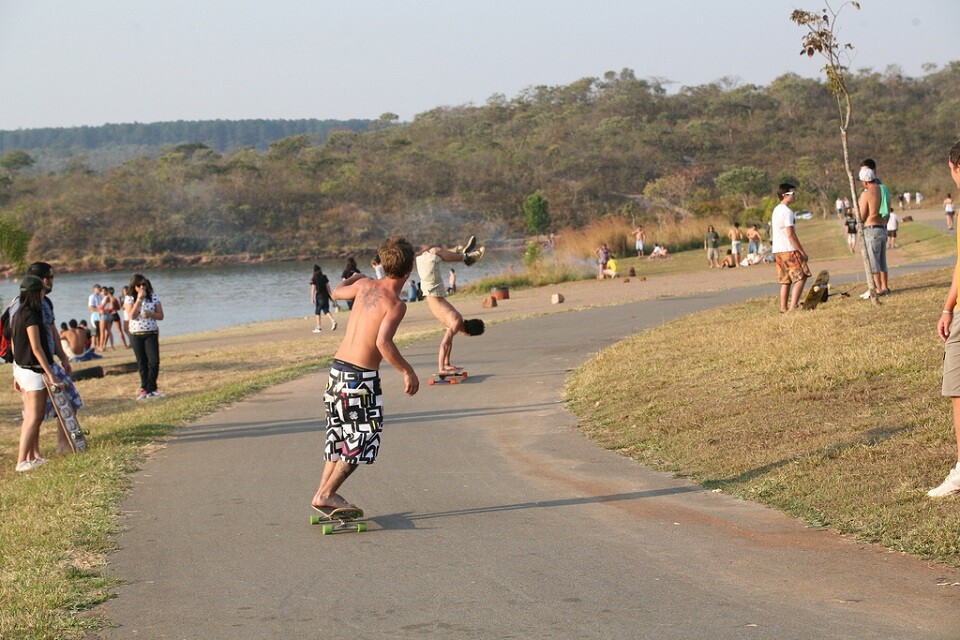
555, 214, 734, 260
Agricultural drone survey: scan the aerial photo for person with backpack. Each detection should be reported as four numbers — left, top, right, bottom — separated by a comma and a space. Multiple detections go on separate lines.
11, 276, 64, 471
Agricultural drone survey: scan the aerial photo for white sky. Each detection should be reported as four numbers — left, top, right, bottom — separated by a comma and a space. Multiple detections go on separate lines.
0, 0, 957, 130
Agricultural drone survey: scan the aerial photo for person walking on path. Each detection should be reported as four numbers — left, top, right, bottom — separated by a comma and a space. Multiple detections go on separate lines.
704, 225, 721, 268
415, 236, 486, 374
310, 236, 420, 511
844, 212, 858, 253
945, 193, 955, 231
310, 265, 336, 332
771, 184, 810, 312
931, 141, 960, 497
124, 274, 165, 400
858, 162, 891, 298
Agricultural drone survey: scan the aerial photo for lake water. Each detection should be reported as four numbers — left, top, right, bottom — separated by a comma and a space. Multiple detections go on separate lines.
0, 251, 523, 338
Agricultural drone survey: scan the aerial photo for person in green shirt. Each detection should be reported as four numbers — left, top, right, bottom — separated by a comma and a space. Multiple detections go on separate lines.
704, 225, 721, 268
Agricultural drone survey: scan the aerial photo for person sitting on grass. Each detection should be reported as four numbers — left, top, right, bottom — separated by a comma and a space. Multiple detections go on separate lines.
601, 256, 620, 278
415, 236, 486, 374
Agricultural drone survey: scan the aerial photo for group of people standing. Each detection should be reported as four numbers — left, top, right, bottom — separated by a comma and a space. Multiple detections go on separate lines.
87, 283, 127, 350
7, 269, 165, 472
705, 222, 766, 269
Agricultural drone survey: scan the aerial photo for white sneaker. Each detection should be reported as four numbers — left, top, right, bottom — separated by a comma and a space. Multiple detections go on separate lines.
928, 464, 960, 497
331, 320, 337, 331
15, 460, 36, 472
859, 290, 872, 300
313, 326, 322, 333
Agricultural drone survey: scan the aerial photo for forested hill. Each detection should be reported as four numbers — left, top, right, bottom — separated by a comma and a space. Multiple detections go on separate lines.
1, 64, 959, 271
0, 119, 373, 172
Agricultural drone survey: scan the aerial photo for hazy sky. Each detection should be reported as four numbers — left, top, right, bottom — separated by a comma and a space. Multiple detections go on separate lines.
1, 0, 957, 131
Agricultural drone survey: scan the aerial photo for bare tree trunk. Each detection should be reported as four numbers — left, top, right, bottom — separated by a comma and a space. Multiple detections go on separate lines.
838, 94, 878, 304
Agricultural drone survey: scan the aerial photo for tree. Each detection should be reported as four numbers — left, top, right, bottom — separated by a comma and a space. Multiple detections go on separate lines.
523, 191, 551, 237
792, 1, 877, 303
715, 167, 770, 208
0, 150, 35, 172
0, 213, 31, 272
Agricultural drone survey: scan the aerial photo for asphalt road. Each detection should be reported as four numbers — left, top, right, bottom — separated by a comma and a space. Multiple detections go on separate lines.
103, 280, 960, 640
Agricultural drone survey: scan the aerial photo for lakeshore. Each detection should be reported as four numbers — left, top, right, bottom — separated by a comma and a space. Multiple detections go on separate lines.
2, 206, 959, 638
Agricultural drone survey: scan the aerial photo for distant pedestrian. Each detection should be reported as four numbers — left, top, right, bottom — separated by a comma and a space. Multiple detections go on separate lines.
728, 222, 744, 267
632, 225, 646, 257
704, 225, 721, 268
886, 210, 899, 249
844, 212, 858, 253
124, 274, 165, 400
447, 268, 457, 294
371, 256, 386, 280
341, 257, 361, 310
746, 224, 763, 257
596, 244, 611, 278
310, 265, 337, 332
771, 184, 810, 312
931, 140, 960, 497
945, 193, 955, 231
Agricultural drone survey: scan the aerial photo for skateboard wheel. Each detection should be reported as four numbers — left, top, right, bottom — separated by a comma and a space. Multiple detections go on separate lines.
310, 515, 321, 525
450, 378, 458, 384
357, 523, 367, 533
322, 524, 334, 535
461, 372, 468, 379
428, 379, 435, 385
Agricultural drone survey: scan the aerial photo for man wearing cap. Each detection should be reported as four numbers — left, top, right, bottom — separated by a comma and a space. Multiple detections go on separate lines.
771, 183, 810, 312
858, 161, 890, 297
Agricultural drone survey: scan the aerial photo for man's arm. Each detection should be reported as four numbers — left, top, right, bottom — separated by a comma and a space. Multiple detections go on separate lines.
785, 226, 806, 259
376, 302, 418, 396
332, 273, 367, 300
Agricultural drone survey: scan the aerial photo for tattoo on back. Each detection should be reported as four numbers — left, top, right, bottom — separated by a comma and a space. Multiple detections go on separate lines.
360, 288, 383, 309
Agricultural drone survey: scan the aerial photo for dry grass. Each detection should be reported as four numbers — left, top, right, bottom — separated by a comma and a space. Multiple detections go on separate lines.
566, 268, 960, 562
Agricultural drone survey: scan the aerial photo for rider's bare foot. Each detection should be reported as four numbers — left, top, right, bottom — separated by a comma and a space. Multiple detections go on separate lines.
311, 492, 355, 510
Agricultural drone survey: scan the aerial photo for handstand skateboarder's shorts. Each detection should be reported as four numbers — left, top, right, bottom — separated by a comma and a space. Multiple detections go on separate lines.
323, 359, 383, 464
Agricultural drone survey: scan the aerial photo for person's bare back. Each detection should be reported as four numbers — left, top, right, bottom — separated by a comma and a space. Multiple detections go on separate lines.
860, 182, 882, 226
333, 274, 418, 396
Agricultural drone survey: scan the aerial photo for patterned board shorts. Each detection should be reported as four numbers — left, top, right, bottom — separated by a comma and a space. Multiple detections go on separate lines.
323, 360, 383, 464
775, 251, 812, 285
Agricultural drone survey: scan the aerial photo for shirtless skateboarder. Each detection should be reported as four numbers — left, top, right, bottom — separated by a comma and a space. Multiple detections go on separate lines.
310, 236, 419, 511
415, 236, 486, 374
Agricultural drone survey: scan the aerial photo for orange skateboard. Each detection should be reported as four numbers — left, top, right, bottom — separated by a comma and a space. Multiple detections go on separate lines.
428, 371, 468, 385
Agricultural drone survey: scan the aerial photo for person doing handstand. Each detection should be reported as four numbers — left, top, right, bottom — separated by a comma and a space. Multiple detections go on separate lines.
311, 236, 419, 511
415, 236, 486, 374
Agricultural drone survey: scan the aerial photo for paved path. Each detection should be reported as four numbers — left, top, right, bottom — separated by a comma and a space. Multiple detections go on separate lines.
104, 277, 960, 639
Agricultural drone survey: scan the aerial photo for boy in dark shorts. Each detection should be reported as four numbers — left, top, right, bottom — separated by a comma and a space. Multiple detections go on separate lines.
311, 236, 419, 511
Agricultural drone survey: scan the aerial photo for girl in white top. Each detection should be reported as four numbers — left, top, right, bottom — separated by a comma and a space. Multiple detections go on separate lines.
945, 194, 955, 231
123, 274, 165, 399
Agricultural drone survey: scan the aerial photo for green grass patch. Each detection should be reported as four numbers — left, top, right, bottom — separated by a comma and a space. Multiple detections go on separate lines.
566, 267, 960, 563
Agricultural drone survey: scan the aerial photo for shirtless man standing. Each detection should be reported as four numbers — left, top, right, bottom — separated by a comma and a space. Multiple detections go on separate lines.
858, 164, 890, 297
310, 236, 420, 511
631, 225, 646, 257
728, 222, 744, 267
416, 236, 486, 374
